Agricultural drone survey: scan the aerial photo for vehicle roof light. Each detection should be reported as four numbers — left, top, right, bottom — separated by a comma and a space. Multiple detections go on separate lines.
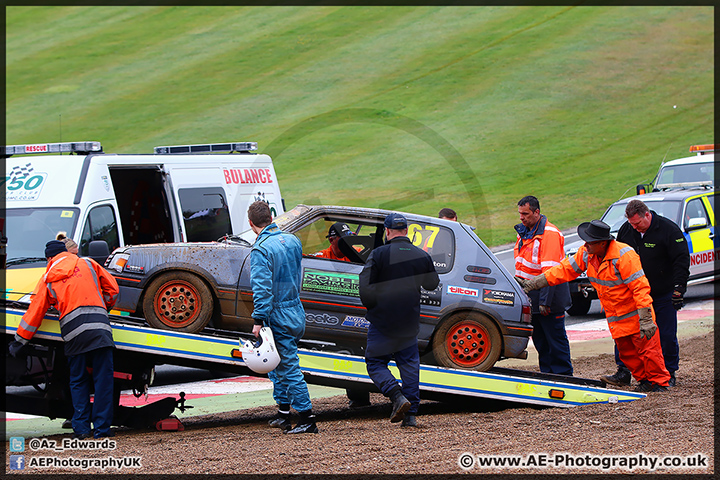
689, 144, 715, 155
154, 142, 258, 155
4, 141, 102, 157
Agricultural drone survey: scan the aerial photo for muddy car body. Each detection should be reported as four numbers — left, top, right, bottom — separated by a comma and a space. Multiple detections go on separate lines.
108, 205, 532, 370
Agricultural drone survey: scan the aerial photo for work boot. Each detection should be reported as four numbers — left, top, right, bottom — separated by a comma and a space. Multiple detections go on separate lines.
268, 404, 292, 432
633, 380, 653, 392
650, 384, 668, 392
668, 372, 676, 387
390, 394, 411, 423
401, 415, 417, 428
285, 413, 319, 434
268, 416, 292, 432
600, 366, 632, 387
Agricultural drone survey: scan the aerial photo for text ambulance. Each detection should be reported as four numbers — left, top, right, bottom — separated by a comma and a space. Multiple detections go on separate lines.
3, 141, 284, 302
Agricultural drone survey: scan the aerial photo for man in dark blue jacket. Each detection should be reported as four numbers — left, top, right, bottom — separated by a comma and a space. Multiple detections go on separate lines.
605, 199, 690, 388
359, 213, 439, 428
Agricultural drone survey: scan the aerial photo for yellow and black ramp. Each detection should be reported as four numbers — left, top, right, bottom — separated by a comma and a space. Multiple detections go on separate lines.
3, 307, 645, 408
297, 349, 646, 408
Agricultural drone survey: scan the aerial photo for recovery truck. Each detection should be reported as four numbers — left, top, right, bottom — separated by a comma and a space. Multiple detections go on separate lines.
4, 304, 646, 432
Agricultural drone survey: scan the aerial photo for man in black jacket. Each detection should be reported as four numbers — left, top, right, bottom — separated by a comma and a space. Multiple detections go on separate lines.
602, 199, 690, 388
359, 213, 440, 427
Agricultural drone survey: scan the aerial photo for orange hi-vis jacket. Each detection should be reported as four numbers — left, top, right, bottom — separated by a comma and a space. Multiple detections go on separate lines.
514, 219, 565, 280
16, 252, 119, 354
543, 240, 654, 339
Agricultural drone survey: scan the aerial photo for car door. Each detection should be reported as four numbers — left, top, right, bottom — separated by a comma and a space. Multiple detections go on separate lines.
684, 194, 715, 280
299, 255, 368, 350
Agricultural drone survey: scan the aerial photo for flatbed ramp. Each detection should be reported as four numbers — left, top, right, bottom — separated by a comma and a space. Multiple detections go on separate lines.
3, 307, 645, 410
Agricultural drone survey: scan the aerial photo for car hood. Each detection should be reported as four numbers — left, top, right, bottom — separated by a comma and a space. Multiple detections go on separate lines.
116, 242, 252, 286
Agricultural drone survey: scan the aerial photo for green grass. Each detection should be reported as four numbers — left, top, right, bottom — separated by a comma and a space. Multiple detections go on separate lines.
6, 6, 714, 245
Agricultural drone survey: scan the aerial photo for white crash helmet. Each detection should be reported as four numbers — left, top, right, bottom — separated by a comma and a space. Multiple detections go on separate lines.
239, 327, 280, 374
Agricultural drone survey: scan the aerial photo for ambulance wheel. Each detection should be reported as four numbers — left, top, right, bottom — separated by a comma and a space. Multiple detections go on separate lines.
567, 294, 592, 316
432, 312, 501, 371
143, 272, 213, 333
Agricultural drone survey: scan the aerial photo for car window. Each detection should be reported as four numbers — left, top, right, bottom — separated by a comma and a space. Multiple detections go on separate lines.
683, 198, 709, 230
657, 162, 714, 187
296, 217, 454, 273
178, 187, 231, 242
601, 204, 628, 233
297, 219, 380, 263
80, 205, 120, 255
406, 222, 454, 274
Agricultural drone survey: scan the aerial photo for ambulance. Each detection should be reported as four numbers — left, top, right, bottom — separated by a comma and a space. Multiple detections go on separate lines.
3, 141, 284, 303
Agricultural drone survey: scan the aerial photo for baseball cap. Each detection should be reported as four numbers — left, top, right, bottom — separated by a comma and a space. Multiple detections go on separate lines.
326, 222, 353, 239
384, 213, 408, 230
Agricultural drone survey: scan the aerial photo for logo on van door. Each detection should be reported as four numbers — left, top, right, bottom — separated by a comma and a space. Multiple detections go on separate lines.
5, 163, 47, 201
223, 168, 274, 185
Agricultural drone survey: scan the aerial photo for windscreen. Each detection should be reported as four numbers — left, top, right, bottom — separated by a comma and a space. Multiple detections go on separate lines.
601, 200, 682, 232
5, 208, 80, 265
657, 163, 714, 187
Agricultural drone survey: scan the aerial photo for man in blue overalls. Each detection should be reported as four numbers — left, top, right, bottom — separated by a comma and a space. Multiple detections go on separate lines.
248, 201, 318, 434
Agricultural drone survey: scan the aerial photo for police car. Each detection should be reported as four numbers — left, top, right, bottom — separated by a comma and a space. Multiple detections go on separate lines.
107, 205, 533, 371
566, 187, 717, 315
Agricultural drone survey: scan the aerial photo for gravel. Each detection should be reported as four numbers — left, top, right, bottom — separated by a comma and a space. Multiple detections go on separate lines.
7, 332, 714, 475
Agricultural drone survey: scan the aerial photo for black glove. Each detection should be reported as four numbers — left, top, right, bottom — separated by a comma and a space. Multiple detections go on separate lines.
8, 340, 26, 358
672, 289, 684, 310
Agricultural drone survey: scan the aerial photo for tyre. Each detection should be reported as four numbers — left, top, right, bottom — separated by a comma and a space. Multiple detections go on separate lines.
142, 272, 214, 333
432, 312, 502, 371
567, 294, 592, 316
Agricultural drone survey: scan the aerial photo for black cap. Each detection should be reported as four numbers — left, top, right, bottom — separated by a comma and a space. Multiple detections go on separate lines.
327, 222, 353, 239
383, 213, 408, 230
45, 240, 67, 259
577, 220, 614, 243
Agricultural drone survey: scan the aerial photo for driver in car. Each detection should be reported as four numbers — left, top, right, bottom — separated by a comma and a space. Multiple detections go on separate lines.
311, 222, 356, 261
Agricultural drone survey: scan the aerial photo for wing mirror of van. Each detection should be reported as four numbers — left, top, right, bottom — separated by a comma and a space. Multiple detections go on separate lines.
635, 183, 653, 195
87, 240, 110, 265
685, 217, 708, 231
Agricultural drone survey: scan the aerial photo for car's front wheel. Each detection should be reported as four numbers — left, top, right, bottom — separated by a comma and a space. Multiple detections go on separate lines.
143, 272, 214, 333
432, 312, 502, 371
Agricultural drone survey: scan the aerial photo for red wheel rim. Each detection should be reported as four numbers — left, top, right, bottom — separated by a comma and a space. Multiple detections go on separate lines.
153, 280, 201, 328
445, 320, 492, 367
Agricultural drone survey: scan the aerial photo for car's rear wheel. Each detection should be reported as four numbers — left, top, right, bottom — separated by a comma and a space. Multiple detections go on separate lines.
432, 312, 502, 371
567, 293, 592, 316
143, 272, 213, 333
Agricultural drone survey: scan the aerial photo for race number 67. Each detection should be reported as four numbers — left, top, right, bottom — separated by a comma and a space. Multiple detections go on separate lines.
407, 224, 440, 249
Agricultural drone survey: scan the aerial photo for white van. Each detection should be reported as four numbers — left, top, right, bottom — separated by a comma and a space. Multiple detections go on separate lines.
3, 141, 284, 302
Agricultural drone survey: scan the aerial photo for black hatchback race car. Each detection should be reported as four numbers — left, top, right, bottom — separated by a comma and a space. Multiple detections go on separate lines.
107, 205, 532, 371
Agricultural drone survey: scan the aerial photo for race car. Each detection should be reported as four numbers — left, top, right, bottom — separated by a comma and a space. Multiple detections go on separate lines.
107, 205, 532, 371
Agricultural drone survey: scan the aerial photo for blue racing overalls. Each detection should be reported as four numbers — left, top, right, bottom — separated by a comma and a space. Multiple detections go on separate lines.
250, 223, 312, 413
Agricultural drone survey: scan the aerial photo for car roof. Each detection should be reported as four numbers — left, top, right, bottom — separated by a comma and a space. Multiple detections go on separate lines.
281, 204, 464, 229
661, 153, 714, 167
614, 188, 714, 205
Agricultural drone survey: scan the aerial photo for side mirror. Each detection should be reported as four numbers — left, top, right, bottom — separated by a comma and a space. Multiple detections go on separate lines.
636, 183, 652, 195
87, 240, 110, 265
685, 217, 708, 231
